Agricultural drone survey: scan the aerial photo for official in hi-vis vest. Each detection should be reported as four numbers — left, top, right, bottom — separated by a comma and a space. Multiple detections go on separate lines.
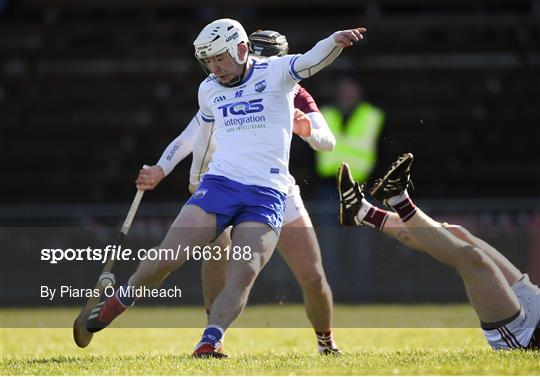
318, 78, 385, 184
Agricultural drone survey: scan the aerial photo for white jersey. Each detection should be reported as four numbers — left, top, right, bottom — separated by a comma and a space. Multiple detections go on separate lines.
157, 33, 342, 192
188, 89, 334, 194
155, 104, 335, 195
198, 55, 298, 193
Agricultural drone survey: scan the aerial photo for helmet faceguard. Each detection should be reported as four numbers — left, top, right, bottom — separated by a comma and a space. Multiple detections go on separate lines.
193, 18, 250, 86
249, 30, 289, 57
196, 53, 245, 87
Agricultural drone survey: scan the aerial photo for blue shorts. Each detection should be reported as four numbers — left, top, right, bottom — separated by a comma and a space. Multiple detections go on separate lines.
186, 174, 286, 236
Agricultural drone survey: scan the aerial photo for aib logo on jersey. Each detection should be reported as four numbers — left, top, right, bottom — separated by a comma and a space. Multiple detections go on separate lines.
218, 98, 264, 117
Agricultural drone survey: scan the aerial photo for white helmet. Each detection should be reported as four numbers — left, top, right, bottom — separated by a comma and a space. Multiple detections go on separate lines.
193, 18, 249, 65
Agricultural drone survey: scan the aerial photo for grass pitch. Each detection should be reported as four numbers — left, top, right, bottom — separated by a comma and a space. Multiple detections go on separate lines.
2, 305, 539, 375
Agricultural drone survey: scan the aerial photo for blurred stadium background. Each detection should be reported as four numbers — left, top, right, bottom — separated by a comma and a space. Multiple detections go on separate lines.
1, 0, 539, 310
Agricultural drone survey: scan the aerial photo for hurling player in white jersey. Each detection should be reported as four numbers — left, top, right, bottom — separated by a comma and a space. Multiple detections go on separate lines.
136, 30, 340, 355
85, 18, 365, 358
338, 154, 540, 350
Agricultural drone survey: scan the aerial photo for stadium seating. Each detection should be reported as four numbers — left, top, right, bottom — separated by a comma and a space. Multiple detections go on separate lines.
1, 0, 539, 204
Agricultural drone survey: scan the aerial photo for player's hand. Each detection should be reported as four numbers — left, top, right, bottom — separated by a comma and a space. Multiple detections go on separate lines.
188, 183, 198, 194
293, 108, 312, 137
135, 165, 165, 191
333, 27, 367, 48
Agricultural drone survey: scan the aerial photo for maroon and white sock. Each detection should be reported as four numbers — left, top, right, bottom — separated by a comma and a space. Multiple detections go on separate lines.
316, 330, 336, 352
357, 198, 389, 230
387, 190, 417, 222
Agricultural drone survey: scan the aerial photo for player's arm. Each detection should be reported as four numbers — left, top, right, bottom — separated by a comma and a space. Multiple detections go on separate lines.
289, 28, 366, 80
303, 112, 335, 151
294, 86, 335, 151
135, 113, 200, 191
187, 82, 217, 193
188, 119, 214, 194
292, 109, 336, 151
156, 114, 200, 175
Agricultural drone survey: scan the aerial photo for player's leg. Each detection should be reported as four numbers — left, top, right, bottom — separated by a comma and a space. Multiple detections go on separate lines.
379, 212, 426, 250
440, 223, 540, 348
372, 211, 523, 286
192, 182, 286, 358
87, 197, 218, 333
278, 216, 338, 354
440, 223, 523, 286
87, 204, 217, 332
338, 164, 425, 251
127, 204, 216, 288
338, 163, 523, 286
210, 222, 277, 327
200, 229, 231, 354
201, 227, 231, 314
193, 221, 279, 357
395, 205, 540, 348
401, 208, 520, 322
340, 156, 540, 348
277, 188, 338, 354
382, 215, 522, 285
368, 153, 520, 325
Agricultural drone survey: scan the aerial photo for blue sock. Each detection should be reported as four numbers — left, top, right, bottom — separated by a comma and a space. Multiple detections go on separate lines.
200, 326, 223, 347
116, 283, 136, 307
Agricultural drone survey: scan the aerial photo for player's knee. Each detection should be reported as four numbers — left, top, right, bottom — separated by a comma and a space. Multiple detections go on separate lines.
297, 270, 328, 293
300, 275, 330, 292
457, 245, 491, 271
443, 223, 473, 242
230, 264, 259, 290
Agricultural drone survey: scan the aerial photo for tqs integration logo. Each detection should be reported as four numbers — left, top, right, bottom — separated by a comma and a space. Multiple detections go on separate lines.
218, 98, 264, 117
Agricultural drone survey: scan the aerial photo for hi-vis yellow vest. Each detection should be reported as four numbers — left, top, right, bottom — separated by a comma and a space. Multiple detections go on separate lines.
318, 103, 384, 183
